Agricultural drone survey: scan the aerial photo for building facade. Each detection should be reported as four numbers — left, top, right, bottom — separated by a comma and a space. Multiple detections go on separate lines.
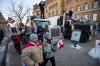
45, 0, 65, 18
0, 12, 7, 30
33, 0, 65, 18
33, 0, 100, 21
66, 0, 100, 21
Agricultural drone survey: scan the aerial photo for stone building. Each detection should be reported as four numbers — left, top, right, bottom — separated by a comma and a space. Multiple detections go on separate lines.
65, 0, 100, 21
33, 0, 100, 21
0, 12, 7, 30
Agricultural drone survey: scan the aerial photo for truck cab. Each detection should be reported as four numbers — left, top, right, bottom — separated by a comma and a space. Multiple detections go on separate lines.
34, 18, 50, 28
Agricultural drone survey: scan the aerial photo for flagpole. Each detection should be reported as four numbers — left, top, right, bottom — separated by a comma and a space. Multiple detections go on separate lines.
28, 8, 32, 33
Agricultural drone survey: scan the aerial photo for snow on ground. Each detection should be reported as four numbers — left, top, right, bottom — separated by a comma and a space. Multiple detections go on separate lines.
88, 47, 100, 60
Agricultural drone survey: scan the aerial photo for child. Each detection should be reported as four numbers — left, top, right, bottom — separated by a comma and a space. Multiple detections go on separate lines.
42, 32, 56, 66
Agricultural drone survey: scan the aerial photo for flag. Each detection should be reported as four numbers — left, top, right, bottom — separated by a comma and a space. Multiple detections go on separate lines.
7, 17, 15, 23
57, 40, 64, 49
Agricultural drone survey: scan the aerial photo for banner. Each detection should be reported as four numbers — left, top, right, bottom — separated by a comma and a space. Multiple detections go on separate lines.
71, 30, 81, 42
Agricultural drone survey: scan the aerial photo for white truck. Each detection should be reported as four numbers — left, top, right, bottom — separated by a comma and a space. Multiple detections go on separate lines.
33, 18, 62, 44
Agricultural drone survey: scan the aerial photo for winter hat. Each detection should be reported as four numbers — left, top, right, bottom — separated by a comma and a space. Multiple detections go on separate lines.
30, 34, 38, 42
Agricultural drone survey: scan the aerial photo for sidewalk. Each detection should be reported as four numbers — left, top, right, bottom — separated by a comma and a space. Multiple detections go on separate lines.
0, 37, 9, 66
6, 43, 22, 66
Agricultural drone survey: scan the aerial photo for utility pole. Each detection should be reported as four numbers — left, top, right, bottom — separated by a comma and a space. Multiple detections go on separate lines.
28, 8, 32, 33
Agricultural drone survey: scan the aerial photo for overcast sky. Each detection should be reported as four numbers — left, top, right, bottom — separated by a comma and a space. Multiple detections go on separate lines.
0, 0, 45, 19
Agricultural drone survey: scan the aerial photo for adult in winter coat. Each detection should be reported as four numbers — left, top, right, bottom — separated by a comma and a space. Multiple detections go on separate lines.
0, 27, 4, 45
22, 34, 43, 66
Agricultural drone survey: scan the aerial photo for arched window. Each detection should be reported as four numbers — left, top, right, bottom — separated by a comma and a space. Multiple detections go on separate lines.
83, 3, 89, 10
77, 5, 80, 12
93, 1, 98, 8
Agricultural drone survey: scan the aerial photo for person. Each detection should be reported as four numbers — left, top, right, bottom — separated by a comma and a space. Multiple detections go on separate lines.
22, 34, 43, 66
37, 25, 44, 42
42, 32, 56, 66
0, 27, 4, 45
92, 21, 97, 38
39, 1, 45, 18
57, 17, 61, 26
11, 28, 22, 54
20, 29, 30, 48
64, 20, 72, 39
68, 10, 73, 18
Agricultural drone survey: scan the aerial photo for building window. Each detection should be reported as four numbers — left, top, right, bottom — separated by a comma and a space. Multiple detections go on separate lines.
77, 5, 80, 12
93, 1, 98, 8
83, 3, 89, 10
77, 15, 80, 19
52, 11, 54, 16
93, 13, 97, 21
83, 14, 88, 20
70, 0, 74, 3
56, 10, 58, 15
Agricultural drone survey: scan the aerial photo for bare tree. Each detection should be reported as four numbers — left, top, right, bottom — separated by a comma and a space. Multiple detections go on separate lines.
7, 0, 30, 24
33, 3, 39, 10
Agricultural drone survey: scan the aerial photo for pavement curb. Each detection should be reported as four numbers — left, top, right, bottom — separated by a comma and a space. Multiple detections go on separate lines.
0, 38, 9, 66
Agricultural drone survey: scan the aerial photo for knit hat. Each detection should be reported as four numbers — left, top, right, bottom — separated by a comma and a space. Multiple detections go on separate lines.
30, 34, 38, 42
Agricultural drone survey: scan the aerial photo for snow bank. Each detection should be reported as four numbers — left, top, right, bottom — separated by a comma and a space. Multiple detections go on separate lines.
88, 48, 100, 60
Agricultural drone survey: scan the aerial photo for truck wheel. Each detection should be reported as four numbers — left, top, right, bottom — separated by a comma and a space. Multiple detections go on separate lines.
80, 32, 87, 43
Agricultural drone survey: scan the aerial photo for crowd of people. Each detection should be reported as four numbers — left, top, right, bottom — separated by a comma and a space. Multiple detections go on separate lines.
10, 26, 57, 66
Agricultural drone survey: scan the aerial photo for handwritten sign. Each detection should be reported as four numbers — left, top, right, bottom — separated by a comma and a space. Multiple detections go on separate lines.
71, 30, 81, 42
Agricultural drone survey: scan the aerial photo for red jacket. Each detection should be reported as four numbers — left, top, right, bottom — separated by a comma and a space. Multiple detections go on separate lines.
11, 35, 22, 44
24, 41, 43, 48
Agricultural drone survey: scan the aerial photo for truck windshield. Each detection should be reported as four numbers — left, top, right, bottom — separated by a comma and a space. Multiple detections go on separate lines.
34, 20, 50, 27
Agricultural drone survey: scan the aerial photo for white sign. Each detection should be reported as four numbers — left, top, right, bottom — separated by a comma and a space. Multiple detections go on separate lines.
96, 40, 100, 48
71, 30, 81, 42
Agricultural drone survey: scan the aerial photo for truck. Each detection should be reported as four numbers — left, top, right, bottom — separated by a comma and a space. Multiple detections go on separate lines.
57, 13, 92, 43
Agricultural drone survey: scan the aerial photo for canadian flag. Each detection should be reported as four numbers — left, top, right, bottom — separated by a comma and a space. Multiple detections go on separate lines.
57, 40, 64, 49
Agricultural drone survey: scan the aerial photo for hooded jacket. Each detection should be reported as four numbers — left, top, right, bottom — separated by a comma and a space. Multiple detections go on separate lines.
22, 41, 43, 66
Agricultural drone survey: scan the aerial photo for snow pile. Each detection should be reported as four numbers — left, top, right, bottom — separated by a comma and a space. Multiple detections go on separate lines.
88, 48, 100, 60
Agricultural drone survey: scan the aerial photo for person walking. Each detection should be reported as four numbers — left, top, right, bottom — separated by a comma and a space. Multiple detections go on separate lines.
42, 32, 56, 66
0, 27, 4, 45
11, 28, 22, 54
37, 25, 44, 42
22, 34, 43, 66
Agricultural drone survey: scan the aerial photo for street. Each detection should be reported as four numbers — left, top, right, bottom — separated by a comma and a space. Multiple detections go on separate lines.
6, 33, 100, 66
0, 0, 100, 66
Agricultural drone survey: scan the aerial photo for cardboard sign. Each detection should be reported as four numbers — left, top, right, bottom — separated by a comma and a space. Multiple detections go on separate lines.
71, 30, 81, 42
96, 40, 100, 48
